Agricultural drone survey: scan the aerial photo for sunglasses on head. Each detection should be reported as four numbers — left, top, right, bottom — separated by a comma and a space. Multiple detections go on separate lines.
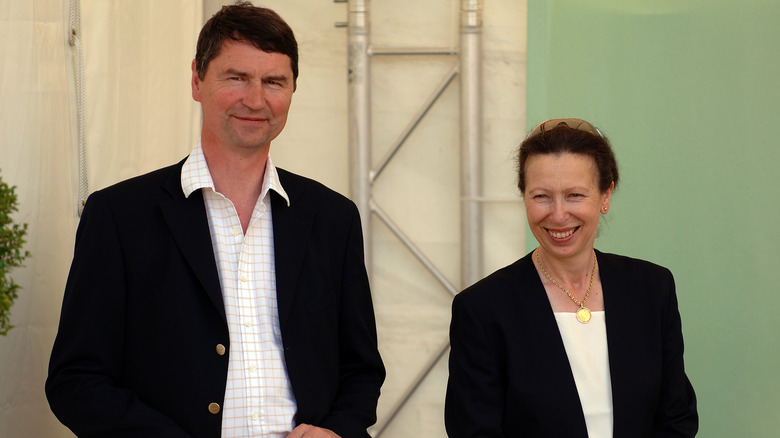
527, 118, 603, 139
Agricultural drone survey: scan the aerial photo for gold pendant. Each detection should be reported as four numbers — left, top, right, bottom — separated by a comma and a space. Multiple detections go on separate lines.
576, 306, 592, 324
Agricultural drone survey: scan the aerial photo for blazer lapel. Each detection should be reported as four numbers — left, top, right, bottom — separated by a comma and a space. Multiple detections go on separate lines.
520, 256, 590, 434
271, 173, 314, 328
600, 251, 639, 435
159, 163, 226, 323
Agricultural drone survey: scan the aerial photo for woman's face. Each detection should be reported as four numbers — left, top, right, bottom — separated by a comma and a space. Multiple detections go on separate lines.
522, 152, 612, 263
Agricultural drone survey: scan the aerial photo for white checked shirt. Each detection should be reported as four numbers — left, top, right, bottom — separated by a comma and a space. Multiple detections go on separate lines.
181, 143, 297, 437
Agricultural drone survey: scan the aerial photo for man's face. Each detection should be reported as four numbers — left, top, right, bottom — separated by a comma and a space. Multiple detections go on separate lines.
192, 40, 294, 153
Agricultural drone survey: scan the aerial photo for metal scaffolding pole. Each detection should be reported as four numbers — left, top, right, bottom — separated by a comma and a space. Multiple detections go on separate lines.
460, 0, 484, 287
347, 0, 373, 269
345, 0, 484, 435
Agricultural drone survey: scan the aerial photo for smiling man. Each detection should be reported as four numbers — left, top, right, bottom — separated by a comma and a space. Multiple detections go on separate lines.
46, 3, 385, 438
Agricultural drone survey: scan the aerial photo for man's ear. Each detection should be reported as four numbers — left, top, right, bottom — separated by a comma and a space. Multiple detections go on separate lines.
191, 60, 202, 102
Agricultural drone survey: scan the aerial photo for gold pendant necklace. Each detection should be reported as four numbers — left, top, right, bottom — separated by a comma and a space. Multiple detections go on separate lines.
535, 249, 598, 324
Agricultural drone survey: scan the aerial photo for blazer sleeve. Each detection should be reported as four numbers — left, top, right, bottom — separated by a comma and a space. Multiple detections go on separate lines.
445, 291, 506, 437
316, 204, 386, 437
45, 192, 195, 438
653, 272, 698, 437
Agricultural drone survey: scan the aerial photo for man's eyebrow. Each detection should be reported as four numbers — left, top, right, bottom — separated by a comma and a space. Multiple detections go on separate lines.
222, 68, 249, 77
264, 74, 290, 83
220, 69, 289, 83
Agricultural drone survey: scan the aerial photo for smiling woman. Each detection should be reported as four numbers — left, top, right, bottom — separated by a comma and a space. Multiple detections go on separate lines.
445, 118, 698, 437
523, 153, 611, 265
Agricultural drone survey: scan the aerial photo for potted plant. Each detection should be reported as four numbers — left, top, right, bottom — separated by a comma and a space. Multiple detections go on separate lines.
0, 173, 30, 336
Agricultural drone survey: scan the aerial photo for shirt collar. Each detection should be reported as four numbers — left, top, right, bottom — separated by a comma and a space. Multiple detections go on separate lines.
181, 142, 290, 207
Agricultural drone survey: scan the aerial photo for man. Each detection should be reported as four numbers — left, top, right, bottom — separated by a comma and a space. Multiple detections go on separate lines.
46, 3, 385, 438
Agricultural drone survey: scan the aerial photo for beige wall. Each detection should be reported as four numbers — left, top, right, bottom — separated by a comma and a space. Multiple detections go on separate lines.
0, 1, 526, 436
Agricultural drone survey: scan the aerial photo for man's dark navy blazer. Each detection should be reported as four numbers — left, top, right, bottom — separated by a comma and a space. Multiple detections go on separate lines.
46, 159, 385, 438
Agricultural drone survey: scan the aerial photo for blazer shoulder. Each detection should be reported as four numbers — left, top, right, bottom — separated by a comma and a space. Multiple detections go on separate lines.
276, 167, 356, 211
455, 252, 537, 307
596, 250, 677, 312
88, 159, 185, 203
596, 250, 673, 281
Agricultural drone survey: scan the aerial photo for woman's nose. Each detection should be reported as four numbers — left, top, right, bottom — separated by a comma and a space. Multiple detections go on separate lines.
550, 198, 568, 222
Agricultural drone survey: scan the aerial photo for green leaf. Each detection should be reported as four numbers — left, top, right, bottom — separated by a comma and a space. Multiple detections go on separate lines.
0, 171, 30, 336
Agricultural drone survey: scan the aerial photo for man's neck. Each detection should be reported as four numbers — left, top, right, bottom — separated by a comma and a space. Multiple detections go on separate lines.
202, 141, 270, 232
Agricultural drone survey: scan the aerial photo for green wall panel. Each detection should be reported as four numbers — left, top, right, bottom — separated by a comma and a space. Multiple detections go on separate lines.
526, 1, 780, 436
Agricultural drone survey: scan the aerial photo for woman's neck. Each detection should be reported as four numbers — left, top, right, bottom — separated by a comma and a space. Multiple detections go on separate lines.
535, 247, 596, 289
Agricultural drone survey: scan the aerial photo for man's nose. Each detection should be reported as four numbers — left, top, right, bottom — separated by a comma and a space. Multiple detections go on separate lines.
243, 80, 266, 109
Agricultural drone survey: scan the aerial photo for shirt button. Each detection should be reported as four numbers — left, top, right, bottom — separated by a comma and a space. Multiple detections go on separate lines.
232, 228, 241, 237
249, 365, 257, 372
216, 344, 226, 356
208, 403, 221, 414
244, 321, 252, 327
252, 413, 259, 420
239, 274, 248, 282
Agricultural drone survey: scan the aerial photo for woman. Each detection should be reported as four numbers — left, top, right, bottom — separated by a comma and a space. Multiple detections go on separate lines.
445, 119, 698, 437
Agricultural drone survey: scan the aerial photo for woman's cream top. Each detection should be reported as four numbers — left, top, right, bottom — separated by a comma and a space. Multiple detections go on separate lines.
553, 311, 614, 438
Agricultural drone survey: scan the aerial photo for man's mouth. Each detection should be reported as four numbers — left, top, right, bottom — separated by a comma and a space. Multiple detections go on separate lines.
233, 114, 266, 122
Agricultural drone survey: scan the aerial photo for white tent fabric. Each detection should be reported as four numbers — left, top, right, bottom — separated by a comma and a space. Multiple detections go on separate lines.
0, 1, 526, 436
0, 3, 79, 437
1, 1, 202, 436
